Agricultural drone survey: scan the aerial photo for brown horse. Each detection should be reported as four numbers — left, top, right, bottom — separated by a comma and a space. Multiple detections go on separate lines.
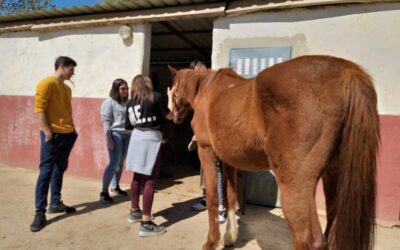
168, 55, 379, 250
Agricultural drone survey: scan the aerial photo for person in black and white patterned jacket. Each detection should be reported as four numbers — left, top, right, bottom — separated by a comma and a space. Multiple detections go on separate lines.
125, 75, 174, 237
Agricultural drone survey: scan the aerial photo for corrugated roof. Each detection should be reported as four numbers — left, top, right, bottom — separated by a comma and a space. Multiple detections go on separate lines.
0, 0, 225, 23
2, 1, 395, 25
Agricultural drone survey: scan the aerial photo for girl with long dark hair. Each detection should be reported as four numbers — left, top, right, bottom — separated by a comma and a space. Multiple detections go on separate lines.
100, 78, 131, 203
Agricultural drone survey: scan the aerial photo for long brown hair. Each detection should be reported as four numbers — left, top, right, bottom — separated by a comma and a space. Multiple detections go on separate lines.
109, 78, 128, 103
130, 75, 154, 104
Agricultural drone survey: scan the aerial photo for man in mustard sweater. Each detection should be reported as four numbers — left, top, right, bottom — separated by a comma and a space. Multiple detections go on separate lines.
30, 56, 78, 232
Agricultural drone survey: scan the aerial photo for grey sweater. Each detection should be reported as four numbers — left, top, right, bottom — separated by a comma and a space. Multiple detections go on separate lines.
100, 97, 130, 134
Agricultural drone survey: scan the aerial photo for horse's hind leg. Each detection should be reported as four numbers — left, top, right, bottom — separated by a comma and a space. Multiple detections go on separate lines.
223, 164, 238, 246
321, 153, 340, 241
270, 128, 338, 249
198, 146, 220, 250
278, 174, 326, 250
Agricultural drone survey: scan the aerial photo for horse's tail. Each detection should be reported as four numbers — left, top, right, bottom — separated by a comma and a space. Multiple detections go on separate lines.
331, 67, 380, 250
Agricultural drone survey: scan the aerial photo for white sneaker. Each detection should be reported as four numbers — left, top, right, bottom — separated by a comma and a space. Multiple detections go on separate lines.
218, 214, 226, 224
218, 205, 226, 224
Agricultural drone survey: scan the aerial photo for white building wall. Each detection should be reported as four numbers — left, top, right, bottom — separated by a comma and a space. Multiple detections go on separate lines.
0, 23, 151, 98
212, 3, 400, 115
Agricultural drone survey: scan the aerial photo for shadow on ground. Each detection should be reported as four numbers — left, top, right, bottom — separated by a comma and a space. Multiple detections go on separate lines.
157, 154, 200, 191
153, 197, 204, 228
222, 205, 292, 250
46, 194, 130, 226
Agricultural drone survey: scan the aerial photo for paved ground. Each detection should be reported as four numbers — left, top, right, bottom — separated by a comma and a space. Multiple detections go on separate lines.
0, 164, 399, 250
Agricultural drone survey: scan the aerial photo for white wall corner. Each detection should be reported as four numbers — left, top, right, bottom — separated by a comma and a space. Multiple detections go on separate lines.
131, 23, 152, 77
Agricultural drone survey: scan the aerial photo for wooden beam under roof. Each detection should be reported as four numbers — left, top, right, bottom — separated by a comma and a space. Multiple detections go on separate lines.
153, 29, 211, 36
151, 47, 211, 51
159, 21, 211, 58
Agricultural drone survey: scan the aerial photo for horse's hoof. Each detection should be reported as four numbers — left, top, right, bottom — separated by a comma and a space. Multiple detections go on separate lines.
223, 210, 238, 246
223, 232, 238, 246
202, 242, 217, 250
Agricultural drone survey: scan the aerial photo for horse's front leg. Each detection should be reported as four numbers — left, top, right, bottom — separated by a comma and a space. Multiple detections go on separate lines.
223, 164, 239, 246
198, 146, 220, 250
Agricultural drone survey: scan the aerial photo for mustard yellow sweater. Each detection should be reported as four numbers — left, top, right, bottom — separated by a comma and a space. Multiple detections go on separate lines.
34, 76, 74, 133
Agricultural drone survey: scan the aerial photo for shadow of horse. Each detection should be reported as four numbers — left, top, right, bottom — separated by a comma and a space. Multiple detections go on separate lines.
223, 205, 292, 250
157, 155, 200, 191
156, 178, 184, 191
152, 197, 203, 228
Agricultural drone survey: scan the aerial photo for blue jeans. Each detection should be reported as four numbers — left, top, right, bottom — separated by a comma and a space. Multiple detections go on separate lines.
35, 131, 78, 213
102, 131, 131, 192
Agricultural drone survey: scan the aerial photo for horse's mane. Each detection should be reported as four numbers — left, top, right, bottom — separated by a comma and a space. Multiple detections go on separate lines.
212, 68, 245, 85
215, 68, 244, 80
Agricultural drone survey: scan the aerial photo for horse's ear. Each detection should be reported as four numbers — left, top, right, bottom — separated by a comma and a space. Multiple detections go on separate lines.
168, 65, 177, 76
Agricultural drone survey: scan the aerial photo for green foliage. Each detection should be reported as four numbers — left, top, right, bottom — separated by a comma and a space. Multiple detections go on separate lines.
0, 0, 53, 14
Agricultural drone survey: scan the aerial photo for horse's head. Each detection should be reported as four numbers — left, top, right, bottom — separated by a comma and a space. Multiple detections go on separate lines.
167, 65, 194, 124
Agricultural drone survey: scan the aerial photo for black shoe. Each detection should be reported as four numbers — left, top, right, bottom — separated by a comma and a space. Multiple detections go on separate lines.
138, 220, 166, 237
30, 212, 46, 232
100, 191, 113, 203
111, 185, 128, 196
128, 208, 143, 224
48, 201, 76, 214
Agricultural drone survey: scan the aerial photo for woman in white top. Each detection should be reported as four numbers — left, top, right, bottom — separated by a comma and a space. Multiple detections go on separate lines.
100, 79, 131, 203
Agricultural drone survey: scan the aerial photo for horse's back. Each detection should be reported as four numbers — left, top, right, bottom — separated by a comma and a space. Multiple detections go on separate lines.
254, 55, 369, 118
256, 55, 369, 92
257, 55, 360, 89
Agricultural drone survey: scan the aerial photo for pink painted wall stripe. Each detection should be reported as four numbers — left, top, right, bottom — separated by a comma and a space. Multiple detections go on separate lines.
0, 95, 399, 226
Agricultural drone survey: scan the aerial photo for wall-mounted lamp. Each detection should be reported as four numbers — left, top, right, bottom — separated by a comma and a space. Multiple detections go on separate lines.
119, 25, 132, 40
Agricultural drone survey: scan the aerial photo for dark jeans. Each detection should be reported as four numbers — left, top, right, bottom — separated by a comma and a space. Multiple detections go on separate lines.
35, 131, 78, 213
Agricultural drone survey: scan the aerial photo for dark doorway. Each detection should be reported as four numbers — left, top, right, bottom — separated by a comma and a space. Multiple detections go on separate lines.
148, 18, 213, 178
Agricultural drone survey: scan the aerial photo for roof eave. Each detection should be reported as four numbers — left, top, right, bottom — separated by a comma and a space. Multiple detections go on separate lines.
0, 2, 226, 33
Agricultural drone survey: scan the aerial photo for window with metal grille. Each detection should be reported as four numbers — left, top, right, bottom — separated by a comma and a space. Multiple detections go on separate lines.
230, 46, 292, 78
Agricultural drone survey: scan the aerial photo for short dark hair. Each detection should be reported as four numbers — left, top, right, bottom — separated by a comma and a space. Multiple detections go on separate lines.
109, 78, 128, 103
54, 56, 77, 70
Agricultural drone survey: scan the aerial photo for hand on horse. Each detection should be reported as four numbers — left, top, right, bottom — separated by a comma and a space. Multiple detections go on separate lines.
167, 86, 176, 113
167, 86, 176, 99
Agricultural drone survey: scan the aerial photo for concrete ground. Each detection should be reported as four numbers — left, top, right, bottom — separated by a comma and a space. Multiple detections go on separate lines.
0, 164, 399, 250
